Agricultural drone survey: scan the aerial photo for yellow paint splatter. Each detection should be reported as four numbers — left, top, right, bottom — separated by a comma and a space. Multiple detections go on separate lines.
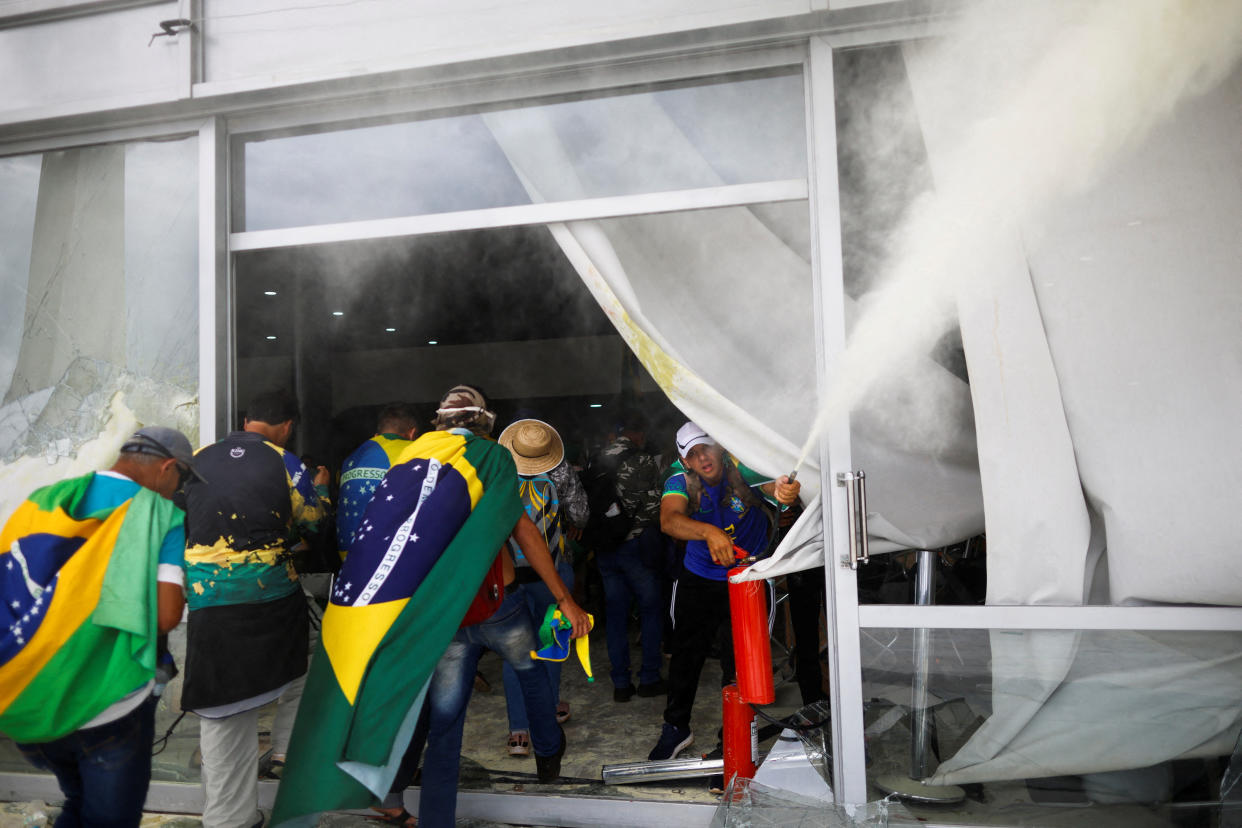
185, 536, 285, 566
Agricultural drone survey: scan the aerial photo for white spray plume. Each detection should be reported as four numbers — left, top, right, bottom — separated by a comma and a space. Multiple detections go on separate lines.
798, 0, 1242, 467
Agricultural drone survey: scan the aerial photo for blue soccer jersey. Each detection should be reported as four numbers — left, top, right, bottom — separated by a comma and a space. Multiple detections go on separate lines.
662, 458, 774, 581
337, 434, 414, 553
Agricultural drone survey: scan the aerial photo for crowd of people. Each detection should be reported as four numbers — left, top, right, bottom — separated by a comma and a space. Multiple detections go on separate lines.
0, 382, 818, 828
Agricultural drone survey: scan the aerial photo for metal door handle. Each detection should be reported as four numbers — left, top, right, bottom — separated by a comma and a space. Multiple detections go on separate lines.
836, 470, 870, 569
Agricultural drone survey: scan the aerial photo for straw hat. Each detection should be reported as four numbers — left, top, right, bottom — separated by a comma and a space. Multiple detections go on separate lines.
498, 419, 565, 477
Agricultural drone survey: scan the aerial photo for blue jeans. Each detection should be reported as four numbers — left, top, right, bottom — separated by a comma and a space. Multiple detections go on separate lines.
419, 588, 559, 828
501, 556, 574, 732
18, 695, 157, 828
597, 526, 666, 689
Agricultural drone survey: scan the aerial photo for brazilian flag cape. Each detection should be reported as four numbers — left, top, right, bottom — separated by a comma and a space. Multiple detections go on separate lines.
0, 473, 178, 743
272, 430, 522, 827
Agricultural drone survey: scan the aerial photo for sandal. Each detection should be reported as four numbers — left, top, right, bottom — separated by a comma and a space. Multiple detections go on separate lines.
368, 807, 416, 827
507, 730, 531, 757
556, 701, 571, 725
258, 751, 285, 780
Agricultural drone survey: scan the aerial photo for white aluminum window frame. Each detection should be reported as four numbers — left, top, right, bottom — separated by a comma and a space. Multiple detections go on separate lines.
221, 47, 822, 828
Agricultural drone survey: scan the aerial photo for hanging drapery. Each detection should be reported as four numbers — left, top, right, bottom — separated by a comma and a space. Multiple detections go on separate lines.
483, 86, 984, 578
899, 1, 1242, 785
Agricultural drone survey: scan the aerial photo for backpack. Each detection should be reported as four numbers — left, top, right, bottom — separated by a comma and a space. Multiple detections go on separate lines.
459, 549, 506, 627
509, 474, 563, 568
582, 444, 638, 551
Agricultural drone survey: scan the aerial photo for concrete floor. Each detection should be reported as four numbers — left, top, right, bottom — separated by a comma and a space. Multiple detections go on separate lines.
2, 620, 1233, 826
0, 623, 751, 826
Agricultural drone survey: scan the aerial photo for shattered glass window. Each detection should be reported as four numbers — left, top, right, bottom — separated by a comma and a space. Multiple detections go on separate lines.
236, 70, 806, 231
860, 627, 1242, 824
0, 136, 199, 524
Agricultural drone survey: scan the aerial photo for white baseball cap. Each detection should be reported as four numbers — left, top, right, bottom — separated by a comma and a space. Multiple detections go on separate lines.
675, 421, 717, 459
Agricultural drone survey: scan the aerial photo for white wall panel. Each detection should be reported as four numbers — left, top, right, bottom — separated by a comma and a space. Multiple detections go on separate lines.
201, 0, 811, 88
0, 2, 186, 120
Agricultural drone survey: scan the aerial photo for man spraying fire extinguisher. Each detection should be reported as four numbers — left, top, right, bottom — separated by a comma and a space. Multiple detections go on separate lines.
647, 422, 800, 762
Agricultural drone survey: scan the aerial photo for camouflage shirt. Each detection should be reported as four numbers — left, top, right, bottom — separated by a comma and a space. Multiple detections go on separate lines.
548, 459, 589, 529
603, 436, 662, 539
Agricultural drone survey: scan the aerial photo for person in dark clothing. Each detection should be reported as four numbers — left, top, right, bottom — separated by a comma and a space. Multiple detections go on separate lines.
590, 408, 668, 702
336, 402, 420, 554
181, 389, 331, 828
785, 566, 828, 705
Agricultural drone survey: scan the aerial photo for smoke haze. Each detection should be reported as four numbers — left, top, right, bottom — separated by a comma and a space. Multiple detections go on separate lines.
799, 0, 1242, 467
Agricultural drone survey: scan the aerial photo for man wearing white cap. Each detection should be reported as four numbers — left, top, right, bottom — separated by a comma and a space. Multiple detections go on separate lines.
647, 422, 800, 761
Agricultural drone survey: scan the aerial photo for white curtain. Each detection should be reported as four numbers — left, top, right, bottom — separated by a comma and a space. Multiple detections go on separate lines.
902, 11, 1242, 784
902, 2, 1242, 610
483, 89, 985, 576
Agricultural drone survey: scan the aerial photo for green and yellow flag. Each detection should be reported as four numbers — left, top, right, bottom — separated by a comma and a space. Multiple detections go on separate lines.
0, 474, 177, 742
272, 430, 521, 826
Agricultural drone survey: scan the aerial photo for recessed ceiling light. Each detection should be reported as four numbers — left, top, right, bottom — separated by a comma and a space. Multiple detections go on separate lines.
266, 335, 277, 340
589, 403, 603, 408
264, 291, 277, 296
385, 327, 396, 332
332, 311, 344, 317
427, 340, 438, 345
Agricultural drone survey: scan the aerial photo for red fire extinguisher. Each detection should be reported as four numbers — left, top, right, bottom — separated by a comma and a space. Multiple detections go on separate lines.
721, 545, 772, 788
728, 546, 774, 705
721, 683, 757, 786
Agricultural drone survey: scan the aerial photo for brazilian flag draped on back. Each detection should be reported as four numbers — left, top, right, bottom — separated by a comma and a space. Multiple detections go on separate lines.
0, 474, 176, 743
272, 430, 522, 827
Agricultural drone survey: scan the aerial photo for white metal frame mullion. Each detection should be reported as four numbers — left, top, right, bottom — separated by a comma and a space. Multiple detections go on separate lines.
185, 0, 204, 94
0, 775, 720, 828
805, 34, 869, 808
197, 114, 230, 446
0, 116, 203, 159
230, 180, 807, 251
860, 604, 1242, 632
224, 44, 807, 138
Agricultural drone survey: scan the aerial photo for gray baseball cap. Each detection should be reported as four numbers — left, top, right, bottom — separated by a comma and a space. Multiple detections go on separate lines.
120, 425, 207, 482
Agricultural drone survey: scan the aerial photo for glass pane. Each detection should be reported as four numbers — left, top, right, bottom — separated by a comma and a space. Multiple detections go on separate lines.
833, 42, 986, 592
859, 627, 1242, 825
237, 70, 806, 231
0, 135, 199, 778
0, 136, 199, 505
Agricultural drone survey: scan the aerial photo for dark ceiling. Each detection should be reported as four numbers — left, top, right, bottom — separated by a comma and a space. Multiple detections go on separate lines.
234, 225, 616, 358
